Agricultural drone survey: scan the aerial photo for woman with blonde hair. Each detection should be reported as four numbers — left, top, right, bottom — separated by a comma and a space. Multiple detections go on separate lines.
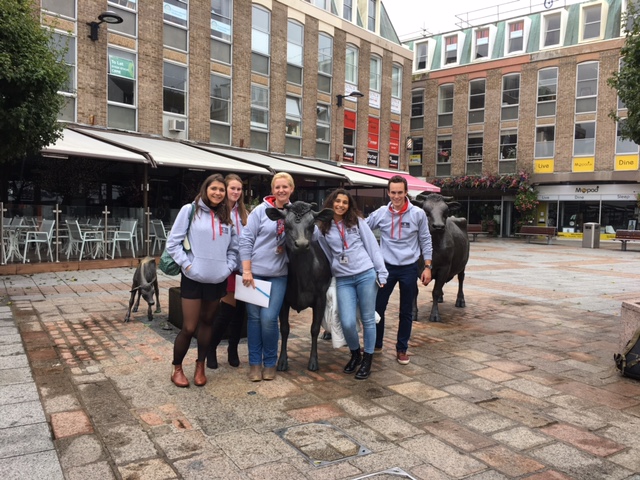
239, 172, 294, 381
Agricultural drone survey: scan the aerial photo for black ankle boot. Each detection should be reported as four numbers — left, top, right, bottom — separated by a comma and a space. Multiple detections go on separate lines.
227, 344, 240, 367
344, 348, 362, 374
355, 353, 373, 380
206, 301, 236, 369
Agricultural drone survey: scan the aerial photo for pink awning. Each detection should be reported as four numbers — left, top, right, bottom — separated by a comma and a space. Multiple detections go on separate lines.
342, 166, 440, 193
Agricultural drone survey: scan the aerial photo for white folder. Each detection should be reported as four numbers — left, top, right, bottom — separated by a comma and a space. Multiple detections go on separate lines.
234, 274, 272, 308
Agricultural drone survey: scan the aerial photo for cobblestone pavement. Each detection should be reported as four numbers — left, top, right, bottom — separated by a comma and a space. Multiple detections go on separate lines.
1, 238, 640, 479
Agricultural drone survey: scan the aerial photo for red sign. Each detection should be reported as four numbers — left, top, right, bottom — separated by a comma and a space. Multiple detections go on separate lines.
389, 122, 400, 155
344, 110, 356, 130
368, 116, 379, 151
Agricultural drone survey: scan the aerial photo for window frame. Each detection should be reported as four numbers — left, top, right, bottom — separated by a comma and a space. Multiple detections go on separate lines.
616, 118, 639, 154
474, 27, 490, 59
506, 19, 525, 54
318, 32, 333, 94
211, 0, 233, 64
251, 5, 271, 75
163, 0, 189, 52
415, 41, 429, 71
367, 0, 377, 32
537, 67, 558, 118
437, 83, 454, 128
501, 73, 520, 121
535, 125, 555, 158
468, 78, 486, 124
410, 89, 424, 130
287, 19, 304, 86
210, 72, 232, 145
466, 133, 484, 175
163, 61, 188, 116
250, 84, 269, 151
50, 30, 77, 122
581, 3, 605, 41
285, 95, 302, 156
575, 61, 599, 114
345, 44, 359, 86
444, 34, 458, 65
573, 121, 596, 157
541, 10, 563, 49
316, 103, 331, 160
391, 63, 402, 99
370, 55, 382, 93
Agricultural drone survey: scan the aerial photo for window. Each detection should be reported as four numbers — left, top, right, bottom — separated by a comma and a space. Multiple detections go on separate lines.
251, 85, 269, 151
42, 0, 75, 18
163, 62, 187, 115
436, 135, 452, 177
210, 73, 231, 145
537, 67, 558, 117
410, 137, 423, 165
574, 122, 596, 156
468, 79, 486, 124
343, 110, 357, 163
617, 119, 639, 154
211, 0, 232, 64
313, 0, 329, 9
501, 74, 520, 121
367, 0, 377, 31
535, 125, 555, 158
370, 56, 381, 93
410, 89, 424, 130
618, 58, 626, 110
343, 0, 352, 21
416, 42, 428, 70
107, 1, 137, 37
164, 0, 188, 52
287, 20, 304, 85
108, 48, 136, 130
438, 84, 454, 127
466, 133, 483, 175
345, 45, 358, 86
391, 64, 402, 99
576, 61, 598, 114
252, 6, 270, 75
475, 28, 489, 59
543, 12, 561, 47
318, 33, 333, 94
444, 35, 458, 64
582, 4, 602, 40
50, 32, 76, 122
508, 20, 524, 53
499, 130, 517, 174
316, 104, 331, 160
285, 96, 302, 155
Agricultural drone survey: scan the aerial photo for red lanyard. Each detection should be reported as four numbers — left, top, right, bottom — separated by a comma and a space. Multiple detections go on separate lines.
337, 221, 349, 250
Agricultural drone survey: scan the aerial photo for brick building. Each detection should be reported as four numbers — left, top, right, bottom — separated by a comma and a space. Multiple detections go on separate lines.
406, 0, 639, 237
29, 0, 415, 207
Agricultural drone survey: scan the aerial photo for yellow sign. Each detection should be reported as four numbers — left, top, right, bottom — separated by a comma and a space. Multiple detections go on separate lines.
615, 155, 639, 171
409, 154, 422, 164
572, 157, 594, 172
534, 159, 554, 174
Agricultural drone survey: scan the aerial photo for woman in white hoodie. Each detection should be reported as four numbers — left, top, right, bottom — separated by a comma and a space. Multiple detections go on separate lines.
166, 174, 238, 388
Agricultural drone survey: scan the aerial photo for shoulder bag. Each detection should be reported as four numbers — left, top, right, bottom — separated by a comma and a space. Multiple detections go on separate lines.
159, 203, 195, 276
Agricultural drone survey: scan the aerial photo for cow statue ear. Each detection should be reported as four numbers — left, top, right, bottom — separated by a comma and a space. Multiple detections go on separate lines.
265, 207, 286, 221
410, 199, 423, 208
315, 208, 334, 223
447, 201, 461, 212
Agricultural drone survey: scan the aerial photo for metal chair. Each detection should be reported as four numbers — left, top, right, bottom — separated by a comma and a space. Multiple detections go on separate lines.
65, 220, 104, 260
151, 220, 168, 254
23, 219, 55, 263
111, 219, 137, 258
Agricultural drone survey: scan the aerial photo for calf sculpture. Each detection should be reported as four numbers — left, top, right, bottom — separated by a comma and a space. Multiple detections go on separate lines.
413, 194, 470, 323
124, 256, 161, 322
265, 201, 333, 371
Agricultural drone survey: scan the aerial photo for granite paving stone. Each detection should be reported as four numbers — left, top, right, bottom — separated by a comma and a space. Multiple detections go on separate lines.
0, 450, 64, 480
472, 445, 546, 477
540, 423, 626, 457
0, 400, 46, 428
423, 419, 496, 451
531, 443, 633, 480
400, 435, 487, 477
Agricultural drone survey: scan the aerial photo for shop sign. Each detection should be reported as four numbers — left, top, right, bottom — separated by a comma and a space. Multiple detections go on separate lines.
534, 159, 554, 174
342, 146, 355, 163
615, 155, 639, 171
572, 157, 594, 172
109, 56, 135, 79
389, 155, 399, 169
409, 154, 422, 165
367, 150, 379, 166
391, 98, 401, 114
369, 91, 380, 109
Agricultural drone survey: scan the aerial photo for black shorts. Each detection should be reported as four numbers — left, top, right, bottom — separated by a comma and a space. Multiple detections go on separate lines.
180, 274, 227, 301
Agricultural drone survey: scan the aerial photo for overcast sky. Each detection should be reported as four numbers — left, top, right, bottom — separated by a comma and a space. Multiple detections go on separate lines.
384, 0, 584, 40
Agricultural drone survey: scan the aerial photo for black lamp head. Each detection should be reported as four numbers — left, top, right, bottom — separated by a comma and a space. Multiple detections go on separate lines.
88, 11, 124, 41
336, 89, 364, 107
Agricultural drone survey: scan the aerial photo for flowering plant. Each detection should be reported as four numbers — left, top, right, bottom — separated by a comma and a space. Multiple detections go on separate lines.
514, 186, 539, 213
431, 171, 531, 192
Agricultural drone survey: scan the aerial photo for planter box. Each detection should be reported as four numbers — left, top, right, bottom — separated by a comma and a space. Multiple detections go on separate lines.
620, 301, 640, 352
168, 286, 247, 339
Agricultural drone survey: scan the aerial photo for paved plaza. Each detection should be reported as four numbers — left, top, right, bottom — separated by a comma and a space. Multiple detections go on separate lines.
1, 238, 640, 479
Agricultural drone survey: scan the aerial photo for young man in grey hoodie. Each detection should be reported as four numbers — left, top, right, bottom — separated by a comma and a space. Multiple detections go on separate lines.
366, 175, 433, 365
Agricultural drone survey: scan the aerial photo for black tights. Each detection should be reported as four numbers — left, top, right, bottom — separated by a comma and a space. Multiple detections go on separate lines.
173, 298, 219, 365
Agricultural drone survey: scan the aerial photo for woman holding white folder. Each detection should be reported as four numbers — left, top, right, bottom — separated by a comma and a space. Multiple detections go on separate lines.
239, 173, 294, 382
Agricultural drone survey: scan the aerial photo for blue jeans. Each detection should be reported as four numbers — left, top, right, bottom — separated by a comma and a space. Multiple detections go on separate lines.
246, 275, 287, 368
336, 268, 378, 354
375, 262, 418, 353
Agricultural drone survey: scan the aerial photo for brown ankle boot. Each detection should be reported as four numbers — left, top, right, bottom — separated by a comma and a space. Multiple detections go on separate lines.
194, 360, 207, 386
171, 364, 189, 388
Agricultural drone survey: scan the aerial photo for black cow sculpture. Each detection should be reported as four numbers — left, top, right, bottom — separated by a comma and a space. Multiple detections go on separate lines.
124, 257, 161, 322
266, 201, 334, 371
413, 194, 470, 323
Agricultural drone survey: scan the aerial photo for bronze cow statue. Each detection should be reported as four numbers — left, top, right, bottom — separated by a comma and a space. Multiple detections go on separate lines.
413, 194, 470, 322
266, 201, 333, 371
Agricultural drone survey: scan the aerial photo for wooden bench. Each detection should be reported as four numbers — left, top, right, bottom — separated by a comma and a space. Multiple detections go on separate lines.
515, 226, 557, 245
467, 224, 488, 242
615, 230, 640, 251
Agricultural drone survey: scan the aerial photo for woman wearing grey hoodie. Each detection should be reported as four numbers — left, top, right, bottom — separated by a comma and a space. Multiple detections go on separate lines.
166, 174, 239, 388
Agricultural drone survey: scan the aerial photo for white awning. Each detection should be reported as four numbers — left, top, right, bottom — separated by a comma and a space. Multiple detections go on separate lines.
41, 129, 149, 164
73, 128, 271, 175
202, 147, 345, 180
272, 156, 388, 187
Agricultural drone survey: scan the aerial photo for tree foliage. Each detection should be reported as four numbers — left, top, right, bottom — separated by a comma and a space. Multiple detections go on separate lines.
608, 2, 640, 144
0, 0, 68, 164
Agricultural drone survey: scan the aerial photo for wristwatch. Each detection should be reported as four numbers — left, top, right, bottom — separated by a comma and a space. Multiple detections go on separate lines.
425, 264, 432, 270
